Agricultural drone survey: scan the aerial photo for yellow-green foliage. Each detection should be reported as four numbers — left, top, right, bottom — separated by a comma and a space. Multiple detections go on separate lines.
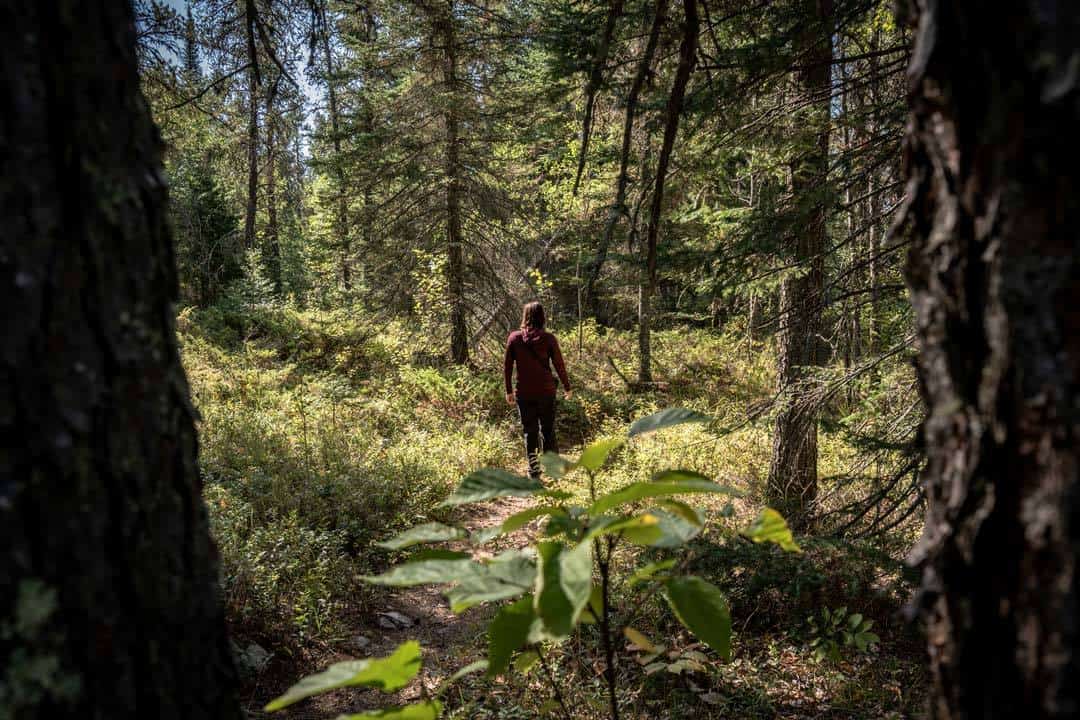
181, 303, 516, 637
180, 304, 916, 642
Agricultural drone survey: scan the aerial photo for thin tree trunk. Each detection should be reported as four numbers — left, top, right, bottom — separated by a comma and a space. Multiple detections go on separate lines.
766, 0, 832, 531
244, 0, 260, 250
748, 291, 761, 341
638, 0, 698, 384
865, 28, 881, 356
898, 2, 1080, 717
439, 2, 468, 364
264, 93, 282, 295
573, 0, 625, 194
584, 0, 668, 323
358, 10, 378, 293
0, 2, 242, 717
318, 0, 353, 292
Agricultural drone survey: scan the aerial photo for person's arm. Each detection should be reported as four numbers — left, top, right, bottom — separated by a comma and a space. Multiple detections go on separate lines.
551, 336, 571, 393
504, 336, 515, 402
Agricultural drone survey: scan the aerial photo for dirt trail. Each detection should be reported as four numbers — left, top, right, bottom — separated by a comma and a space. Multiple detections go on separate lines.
295, 487, 549, 718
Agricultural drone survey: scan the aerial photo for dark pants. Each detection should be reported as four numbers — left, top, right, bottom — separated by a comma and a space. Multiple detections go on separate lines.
516, 395, 557, 479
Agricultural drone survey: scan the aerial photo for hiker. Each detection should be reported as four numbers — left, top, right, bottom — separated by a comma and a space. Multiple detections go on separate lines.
504, 301, 572, 480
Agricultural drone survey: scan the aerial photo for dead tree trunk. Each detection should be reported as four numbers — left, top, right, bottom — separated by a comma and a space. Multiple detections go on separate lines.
766, 0, 832, 531
898, 2, 1080, 717
0, 2, 242, 718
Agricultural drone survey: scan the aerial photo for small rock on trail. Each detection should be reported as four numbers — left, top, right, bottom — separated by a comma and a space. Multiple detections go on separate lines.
377, 611, 415, 630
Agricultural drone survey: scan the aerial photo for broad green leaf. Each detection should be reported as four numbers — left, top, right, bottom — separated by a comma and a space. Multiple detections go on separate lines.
377, 522, 465, 550
445, 549, 536, 613
590, 478, 740, 515
576, 437, 625, 472
628, 559, 677, 588
581, 584, 604, 624
487, 596, 535, 676
513, 650, 540, 674
526, 615, 561, 645
540, 452, 575, 479
503, 506, 565, 534
441, 469, 544, 507
534, 541, 593, 637
741, 508, 802, 553
265, 641, 422, 711
472, 506, 565, 545
436, 660, 488, 694
664, 577, 732, 660
544, 510, 584, 538
658, 499, 705, 526
337, 701, 443, 719
586, 513, 662, 545
404, 549, 471, 563
363, 559, 472, 586
624, 627, 659, 653
646, 508, 704, 548
651, 469, 738, 488
628, 408, 710, 437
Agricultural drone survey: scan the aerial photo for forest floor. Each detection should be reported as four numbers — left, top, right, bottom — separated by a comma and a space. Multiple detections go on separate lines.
180, 301, 928, 719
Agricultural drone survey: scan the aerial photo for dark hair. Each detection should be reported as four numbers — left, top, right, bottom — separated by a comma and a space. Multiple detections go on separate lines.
521, 301, 545, 331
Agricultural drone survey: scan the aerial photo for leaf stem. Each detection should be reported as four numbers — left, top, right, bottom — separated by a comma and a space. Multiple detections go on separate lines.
536, 646, 574, 720
598, 535, 620, 720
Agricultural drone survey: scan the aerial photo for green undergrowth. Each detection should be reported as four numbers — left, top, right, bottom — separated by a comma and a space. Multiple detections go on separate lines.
178, 301, 924, 716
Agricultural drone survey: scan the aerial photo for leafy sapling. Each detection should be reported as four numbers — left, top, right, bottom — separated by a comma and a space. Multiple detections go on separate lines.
807, 606, 880, 664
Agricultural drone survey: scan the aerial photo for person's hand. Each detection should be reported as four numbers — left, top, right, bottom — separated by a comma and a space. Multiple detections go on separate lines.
564, 389, 573, 400
505, 392, 515, 405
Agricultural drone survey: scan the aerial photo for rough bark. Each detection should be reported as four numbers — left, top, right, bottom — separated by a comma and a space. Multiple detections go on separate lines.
897, 1, 1080, 717
638, 0, 698, 384
766, 0, 832, 531
0, 1, 242, 718
439, 2, 469, 364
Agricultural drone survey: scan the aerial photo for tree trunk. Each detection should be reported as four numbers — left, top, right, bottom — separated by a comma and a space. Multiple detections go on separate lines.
573, 0, 625, 195
440, 2, 468, 364
638, 0, 698, 384
0, 2, 242, 718
318, 0, 353, 293
865, 26, 882, 357
898, 2, 1080, 717
264, 94, 282, 295
747, 291, 761, 341
245, 64, 259, 250
585, 0, 668, 324
358, 10, 378, 294
766, 0, 832, 531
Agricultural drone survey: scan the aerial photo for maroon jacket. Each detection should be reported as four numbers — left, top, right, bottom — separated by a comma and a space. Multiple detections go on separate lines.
504, 328, 571, 398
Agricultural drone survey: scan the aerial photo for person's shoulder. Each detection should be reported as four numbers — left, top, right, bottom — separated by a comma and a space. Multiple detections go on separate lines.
507, 329, 523, 342
544, 330, 559, 343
